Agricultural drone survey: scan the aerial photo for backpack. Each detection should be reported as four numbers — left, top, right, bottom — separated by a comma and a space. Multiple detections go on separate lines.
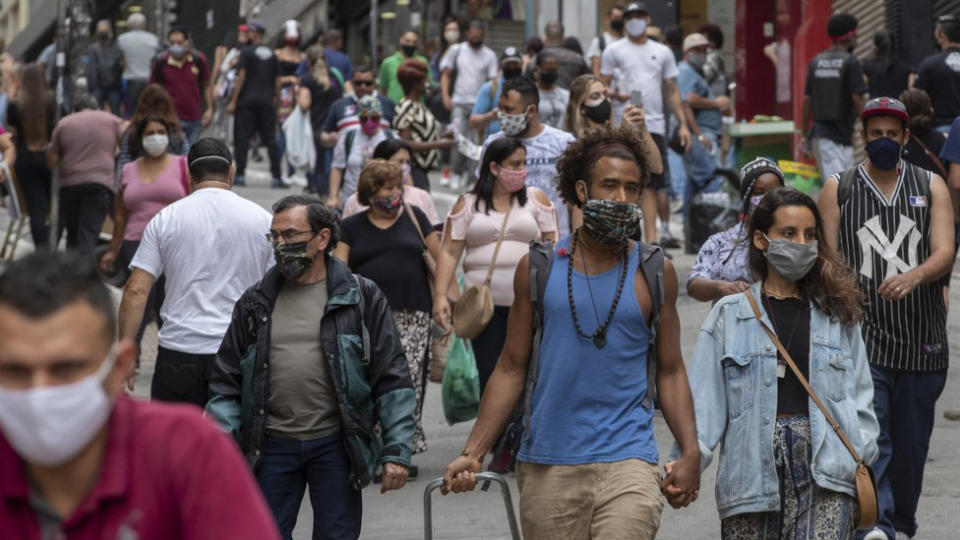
836, 164, 931, 208
523, 239, 665, 439
344, 127, 395, 160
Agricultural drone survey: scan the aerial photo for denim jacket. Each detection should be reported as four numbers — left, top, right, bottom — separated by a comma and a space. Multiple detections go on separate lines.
684, 282, 879, 520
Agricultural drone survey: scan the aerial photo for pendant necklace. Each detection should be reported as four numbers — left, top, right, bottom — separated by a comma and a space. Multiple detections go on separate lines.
566, 231, 628, 349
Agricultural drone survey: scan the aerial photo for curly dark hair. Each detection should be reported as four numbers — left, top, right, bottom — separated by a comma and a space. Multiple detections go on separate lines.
747, 188, 862, 325
555, 124, 650, 207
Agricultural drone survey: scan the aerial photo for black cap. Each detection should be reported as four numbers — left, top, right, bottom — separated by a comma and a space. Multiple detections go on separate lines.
827, 13, 858, 39
247, 19, 267, 34
624, 2, 648, 15
500, 46, 522, 63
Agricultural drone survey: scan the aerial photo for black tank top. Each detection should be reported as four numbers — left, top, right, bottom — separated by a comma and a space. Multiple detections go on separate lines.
837, 162, 948, 371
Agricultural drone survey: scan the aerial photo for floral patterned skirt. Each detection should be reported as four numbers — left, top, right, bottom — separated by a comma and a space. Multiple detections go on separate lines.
393, 309, 431, 454
720, 415, 857, 540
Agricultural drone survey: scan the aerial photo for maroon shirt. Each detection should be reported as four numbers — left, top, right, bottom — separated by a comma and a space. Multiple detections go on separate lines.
0, 396, 281, 540
151, 50, 209, 122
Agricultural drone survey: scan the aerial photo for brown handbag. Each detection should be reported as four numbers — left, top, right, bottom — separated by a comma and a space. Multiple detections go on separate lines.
406, 204, 460, 304
453, 204, 513, 339
744, 291, 878, 530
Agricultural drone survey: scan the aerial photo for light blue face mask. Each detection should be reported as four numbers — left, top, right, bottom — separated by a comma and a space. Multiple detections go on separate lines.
763, 233, 818, 282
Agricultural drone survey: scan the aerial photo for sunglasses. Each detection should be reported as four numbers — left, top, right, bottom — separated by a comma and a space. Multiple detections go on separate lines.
354, 80, 375, 87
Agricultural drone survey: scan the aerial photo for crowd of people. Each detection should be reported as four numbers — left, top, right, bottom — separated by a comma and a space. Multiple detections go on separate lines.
0, 4, 958, 540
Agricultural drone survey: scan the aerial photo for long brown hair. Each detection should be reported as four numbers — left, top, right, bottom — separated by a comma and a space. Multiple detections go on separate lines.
17, 63, 51, 148
564, 74, 606, 136
126, 84, 183, 158
748, 188, 863, 325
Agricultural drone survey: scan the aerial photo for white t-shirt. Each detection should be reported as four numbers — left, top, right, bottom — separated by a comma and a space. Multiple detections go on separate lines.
476, 125, 576, 235
440, 43, 499, 106
331, 128, 393, 201
600, 38, 678, 135
538, 87, 570, 130
131, 188, 274, 354
586, 32, 621, 60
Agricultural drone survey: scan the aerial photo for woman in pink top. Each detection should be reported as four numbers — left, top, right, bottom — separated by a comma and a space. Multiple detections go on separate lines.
100, 116, 189, 349
342, 139, 441, 225
433, 138, 557, 396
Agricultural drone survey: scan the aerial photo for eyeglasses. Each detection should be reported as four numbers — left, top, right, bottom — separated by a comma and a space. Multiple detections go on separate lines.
266, 229, 314, 243
354, 80, 375, 87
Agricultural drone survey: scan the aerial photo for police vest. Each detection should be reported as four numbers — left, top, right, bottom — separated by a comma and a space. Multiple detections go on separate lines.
809, 50, 852, 123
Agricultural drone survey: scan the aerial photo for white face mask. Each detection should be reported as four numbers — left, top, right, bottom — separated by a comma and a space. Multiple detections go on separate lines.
626, 18, 647, 38
143, 134, 169, 157
444, 29, 460, 43
0, 347, 117, 467
498, 108, 529, 137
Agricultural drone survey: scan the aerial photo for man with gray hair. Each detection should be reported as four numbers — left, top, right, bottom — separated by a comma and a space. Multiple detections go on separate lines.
89, 19, 123, 114
541, 21, 588, 90
117, 12, 158, 116
119, 138, 274, 407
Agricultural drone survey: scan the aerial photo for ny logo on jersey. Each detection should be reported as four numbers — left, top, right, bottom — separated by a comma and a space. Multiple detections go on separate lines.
856, 215, 921, 280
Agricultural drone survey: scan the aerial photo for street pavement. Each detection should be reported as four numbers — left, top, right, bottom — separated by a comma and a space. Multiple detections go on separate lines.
1, 161, 958, 539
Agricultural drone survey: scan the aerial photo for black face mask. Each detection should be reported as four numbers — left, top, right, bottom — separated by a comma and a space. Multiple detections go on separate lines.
540, 71, 559, 85
469, 39, 483, 48
503, 66, 522, 79
610, 19, 624, 33
401, 44, 416, 57
274, 240, 315, 280
583, 99, 612, 124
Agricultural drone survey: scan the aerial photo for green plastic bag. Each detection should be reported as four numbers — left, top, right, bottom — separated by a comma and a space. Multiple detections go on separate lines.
441, 335, 480, 425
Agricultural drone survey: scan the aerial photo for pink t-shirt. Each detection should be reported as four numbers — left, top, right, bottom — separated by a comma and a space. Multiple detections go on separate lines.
342, 184, 441, 225
120, 155, 188, 241
447, 188, 557, 306
49, 110, 123, 190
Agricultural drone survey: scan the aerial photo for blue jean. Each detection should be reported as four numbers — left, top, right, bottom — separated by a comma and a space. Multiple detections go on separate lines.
256, 433, 362, 540
181, 119, 203, 145
667, 147, 686, 200
860, 366, 947, 540
682, 131, 723, 225
94, 87, 122, 115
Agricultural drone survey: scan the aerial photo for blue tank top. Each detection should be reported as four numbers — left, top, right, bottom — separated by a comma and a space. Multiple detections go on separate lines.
517, 236, 658, 465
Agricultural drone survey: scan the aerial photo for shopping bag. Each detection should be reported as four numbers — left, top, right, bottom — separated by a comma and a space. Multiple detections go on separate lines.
441, 335, 480, 425
282, 106, 316, 170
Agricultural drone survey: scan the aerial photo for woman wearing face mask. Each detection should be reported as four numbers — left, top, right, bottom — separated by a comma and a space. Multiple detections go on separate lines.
117, 84, 190, 174
393, 58, 455, 192
687, 157, 786, 302
534, 53, 569, 129
674, 187, 878, 539
328, 95, 396, 208
342, 139, 441, 225
433, 138, 557, 397
334, 159, 441, 460
101, 116, 189, 351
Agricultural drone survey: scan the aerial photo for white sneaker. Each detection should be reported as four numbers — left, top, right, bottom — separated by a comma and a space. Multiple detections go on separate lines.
863, 528, 889, 540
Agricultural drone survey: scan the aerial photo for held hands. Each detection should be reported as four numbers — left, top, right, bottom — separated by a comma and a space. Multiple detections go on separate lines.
878, 271, 922, 301
662, 456, 701, 508
380, 462, 410, 493
441, 455, 484, 495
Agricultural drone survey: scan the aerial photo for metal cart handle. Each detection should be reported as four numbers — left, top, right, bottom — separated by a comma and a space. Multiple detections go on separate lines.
424, 472, 521, 540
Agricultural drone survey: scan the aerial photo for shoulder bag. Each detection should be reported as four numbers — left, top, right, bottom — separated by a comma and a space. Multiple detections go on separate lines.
453, 204, 513, 339
406, 204, 459, 304
744, 290, 877, 530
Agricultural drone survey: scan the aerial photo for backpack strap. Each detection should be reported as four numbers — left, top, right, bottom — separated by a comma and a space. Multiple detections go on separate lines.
522, 240, 554, 440
352, 274, 371, 368
345, 129, 357, 161
488, 78, 499, 102
599, 35, 607, 53
330, 66, 345, 90
835, 167, 858, 208
638, 241, 665, 410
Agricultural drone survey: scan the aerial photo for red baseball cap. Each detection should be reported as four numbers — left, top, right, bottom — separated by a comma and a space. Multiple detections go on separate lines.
860, 96, 908, 124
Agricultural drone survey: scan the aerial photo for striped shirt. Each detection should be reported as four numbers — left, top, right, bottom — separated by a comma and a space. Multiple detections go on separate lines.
393, 99, 440, 170
836, 162, 948, 371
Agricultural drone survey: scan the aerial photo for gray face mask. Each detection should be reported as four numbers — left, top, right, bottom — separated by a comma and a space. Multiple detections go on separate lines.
763, 233, 818, 282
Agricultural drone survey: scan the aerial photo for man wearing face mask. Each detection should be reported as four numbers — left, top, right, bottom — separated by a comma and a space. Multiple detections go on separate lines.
800, 13, 867, 182
476, 76, 576, 235
677, 33, 730, 232
0, 251, 281, 539
150, 26, 213, 144
540, 21, 589, 90
444, 125, 700, 538
818, 97, 956, 540
587, 5, 625, 78
88, 19, 124, 115
534, 53, 569, 129
915, 15, 960, 135
207, 194, 416, 539
469, 47, 525, 138
119, 139, 274, 407
379, 29, 433, 104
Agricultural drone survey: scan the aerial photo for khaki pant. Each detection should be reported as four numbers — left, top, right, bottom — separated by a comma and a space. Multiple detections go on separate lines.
516, 459, 664, 540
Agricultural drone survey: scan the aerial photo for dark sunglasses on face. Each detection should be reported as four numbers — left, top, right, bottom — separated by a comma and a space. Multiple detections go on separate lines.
354, 80, 375, 87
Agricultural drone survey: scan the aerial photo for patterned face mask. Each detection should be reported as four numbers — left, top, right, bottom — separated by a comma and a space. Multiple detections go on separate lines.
372, 192, 403, 213
498, 107, 529, 137
274, 240, 315, 279
581, 198, 642, 245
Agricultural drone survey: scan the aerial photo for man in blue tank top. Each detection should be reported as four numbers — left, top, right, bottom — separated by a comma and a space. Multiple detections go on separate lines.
441, 125, 701, 539
819, 97, 955, 540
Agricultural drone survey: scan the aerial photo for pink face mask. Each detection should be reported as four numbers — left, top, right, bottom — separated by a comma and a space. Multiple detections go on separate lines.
497, 167, 527, 192
361, 118, 380, 136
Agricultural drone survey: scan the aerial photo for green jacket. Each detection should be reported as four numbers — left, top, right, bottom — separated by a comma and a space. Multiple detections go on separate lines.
206, 258, 417, 489
379, 51, 433, 104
